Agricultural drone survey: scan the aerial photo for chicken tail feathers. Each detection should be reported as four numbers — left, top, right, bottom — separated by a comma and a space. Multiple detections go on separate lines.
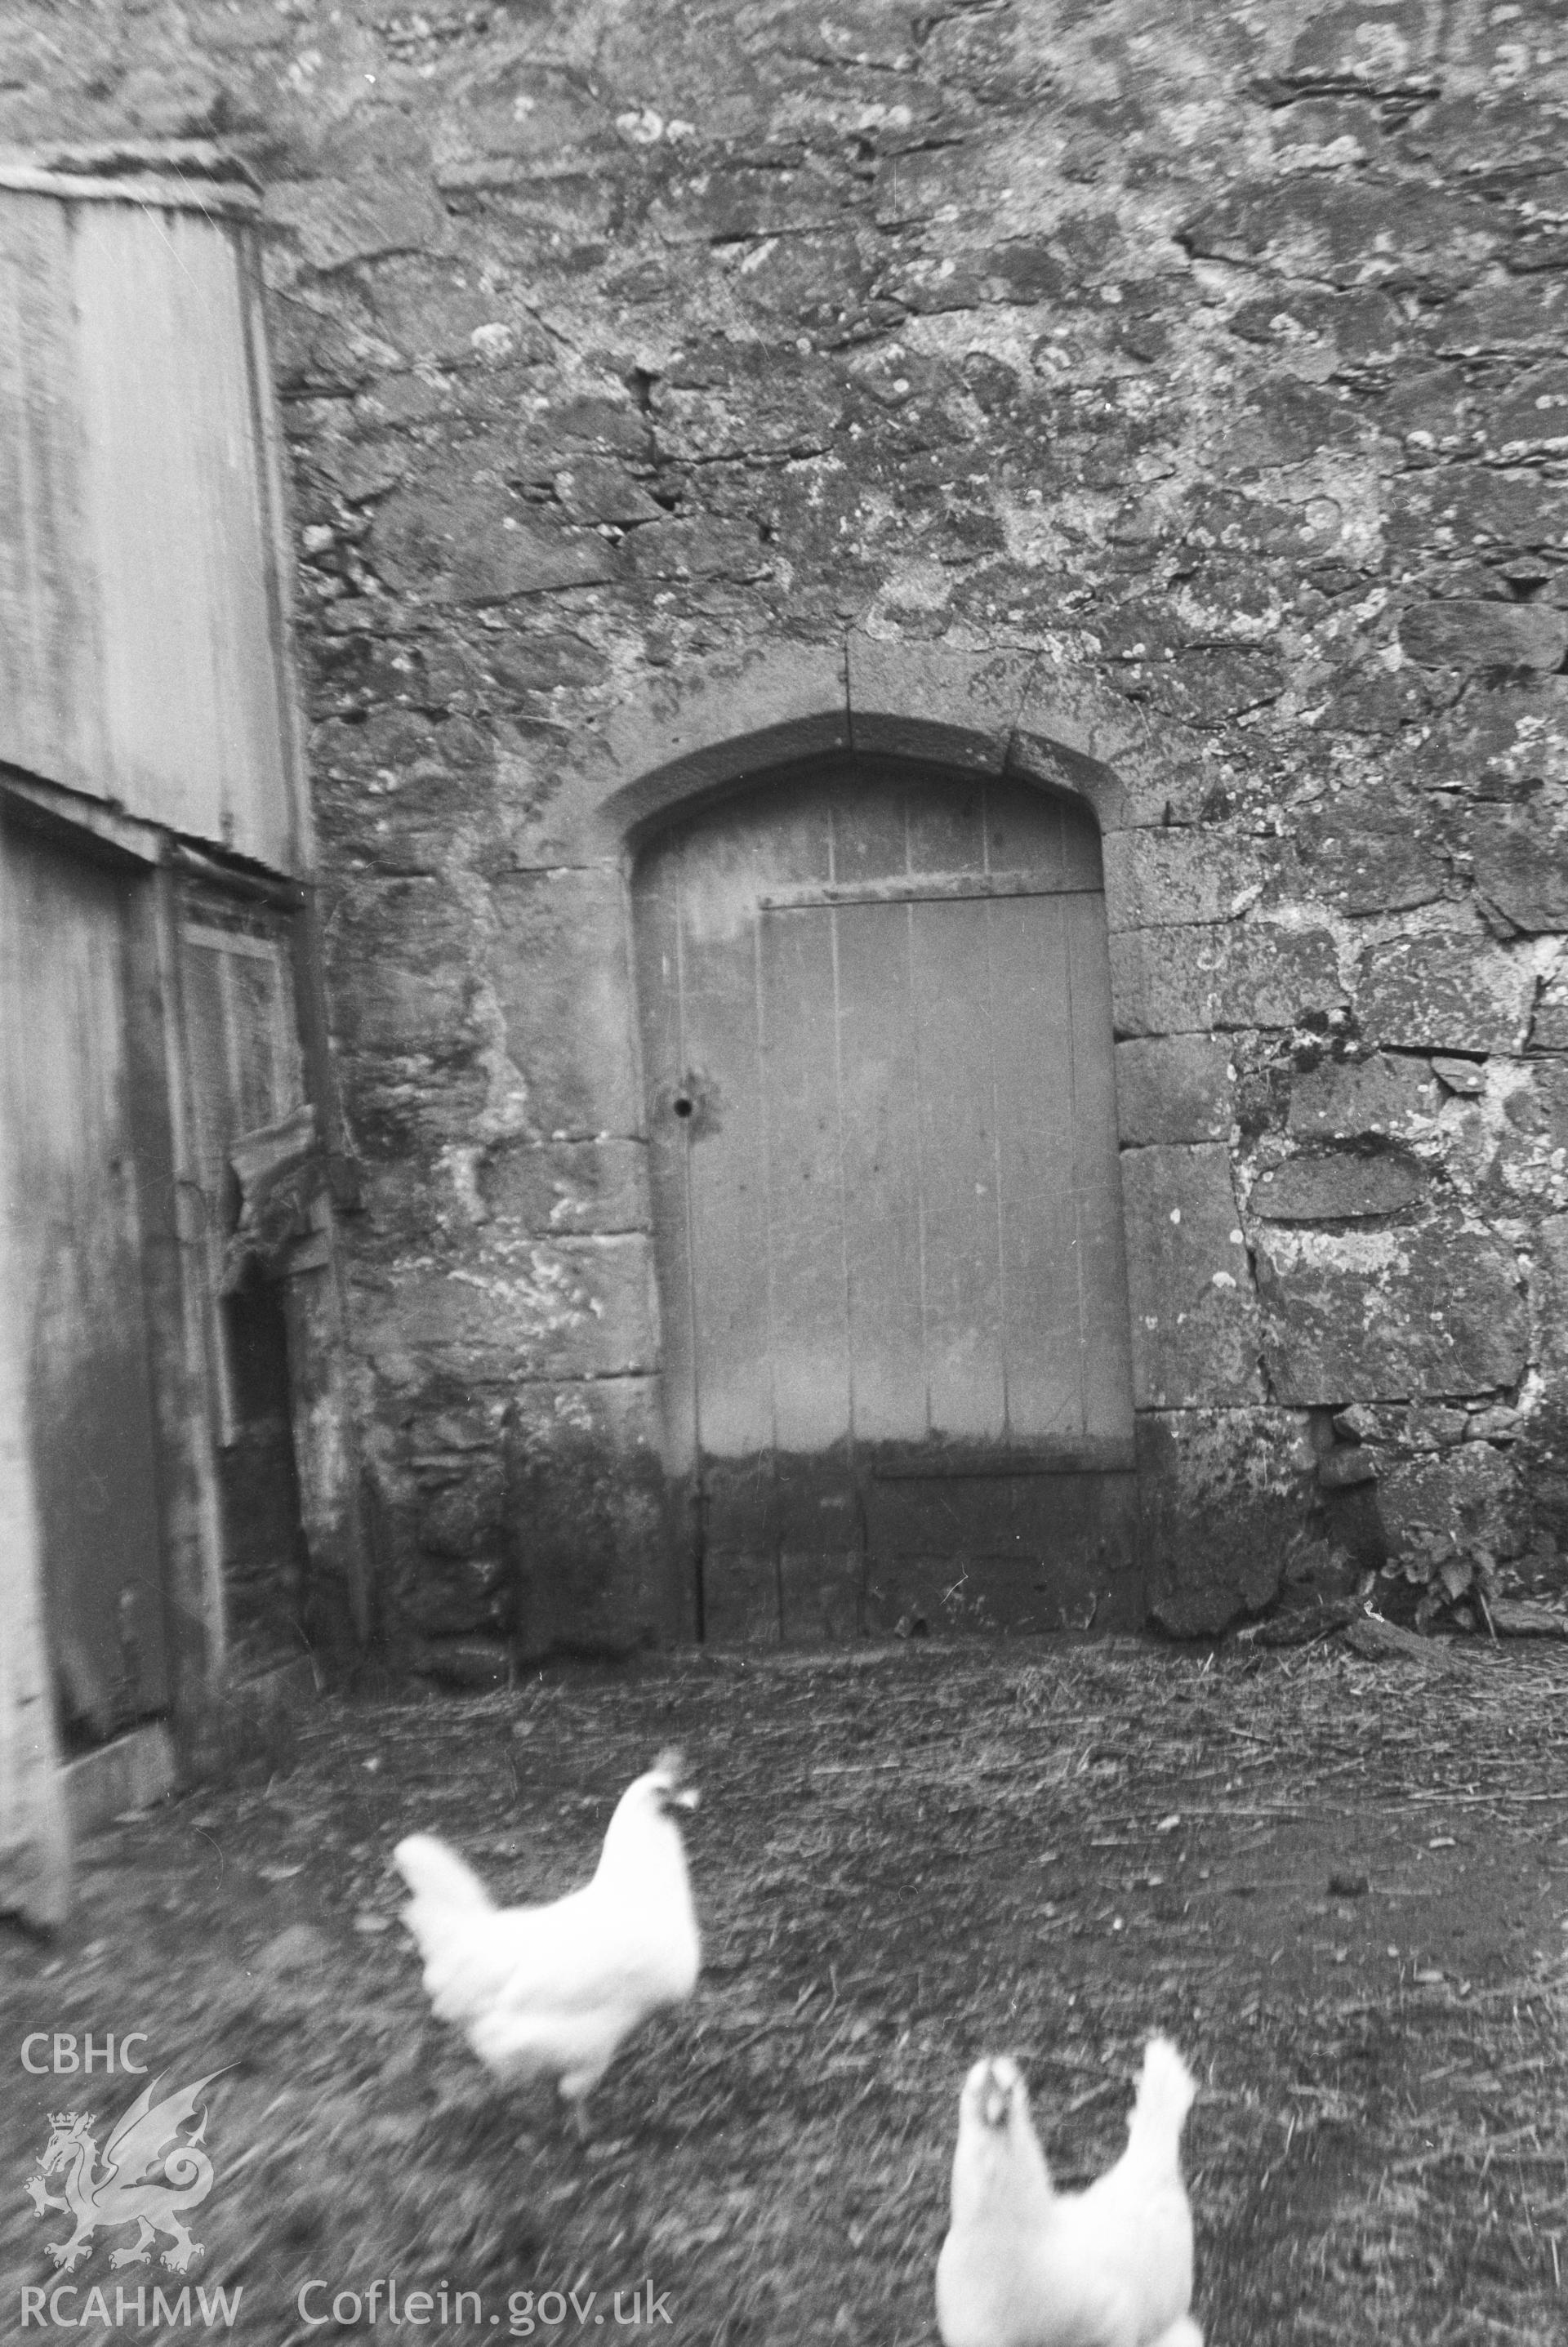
1125, 2036, 1197, 2168
394, 1833, 494, 1915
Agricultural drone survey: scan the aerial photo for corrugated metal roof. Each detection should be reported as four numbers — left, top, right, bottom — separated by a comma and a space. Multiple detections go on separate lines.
0, 177, 309, 876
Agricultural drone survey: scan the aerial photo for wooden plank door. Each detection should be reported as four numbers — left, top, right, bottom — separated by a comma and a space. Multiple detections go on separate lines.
0, 820, 170, 1735
634, 759, 1138, 1644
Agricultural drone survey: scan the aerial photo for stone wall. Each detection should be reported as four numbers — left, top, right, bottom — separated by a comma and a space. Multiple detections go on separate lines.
7, 1, 1566, 1649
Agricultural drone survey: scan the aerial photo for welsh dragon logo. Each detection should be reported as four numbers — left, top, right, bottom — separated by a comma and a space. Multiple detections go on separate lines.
25, 2071, 227, 2274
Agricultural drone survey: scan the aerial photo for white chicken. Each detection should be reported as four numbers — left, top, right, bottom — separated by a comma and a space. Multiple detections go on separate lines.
393, 1748, 701, 2129
935, 2037, 1203, 2347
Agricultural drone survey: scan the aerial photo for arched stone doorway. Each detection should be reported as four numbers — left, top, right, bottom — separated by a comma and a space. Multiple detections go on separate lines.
631, 750, 1139, 1642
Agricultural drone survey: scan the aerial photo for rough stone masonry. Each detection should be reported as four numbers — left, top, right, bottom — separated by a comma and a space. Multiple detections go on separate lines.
7, 1, 1568, 1654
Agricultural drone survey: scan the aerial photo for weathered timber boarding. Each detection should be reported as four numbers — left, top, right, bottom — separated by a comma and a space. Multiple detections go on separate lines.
0, 171, 309, 874
0, 1134, 69, 1928
180, 900, 306, 1442
0, 820, 171, 1738
0, 157, 354, 1923
176, 893, 321, 1668
635, 759, 1138, 1640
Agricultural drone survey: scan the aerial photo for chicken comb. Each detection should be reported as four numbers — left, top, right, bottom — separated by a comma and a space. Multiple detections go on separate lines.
652, 1745, 687, 1781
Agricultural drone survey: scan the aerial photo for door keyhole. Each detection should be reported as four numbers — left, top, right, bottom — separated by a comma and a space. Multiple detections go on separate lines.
670, 1074, 717, 1134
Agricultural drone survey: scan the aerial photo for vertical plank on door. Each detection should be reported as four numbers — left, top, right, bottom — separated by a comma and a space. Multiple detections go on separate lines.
758, 904, 851, 1454
635, 834, 698, 1466
907, 896, 1007, 1441
176, 937, 238, 1441
1, 825, 169, 1730
834, 898, 927, 1442
830, 768, 906, 883
988, 893, 1085, 1441
906, 773, 986, 878
1067, 891, 1138, 1434
679, 844, 774, 1465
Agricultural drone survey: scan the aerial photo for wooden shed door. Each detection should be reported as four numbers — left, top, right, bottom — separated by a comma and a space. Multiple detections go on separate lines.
634, 759, 1138, 1645
177, 896, 311, 1670
0, 822, 170, 1735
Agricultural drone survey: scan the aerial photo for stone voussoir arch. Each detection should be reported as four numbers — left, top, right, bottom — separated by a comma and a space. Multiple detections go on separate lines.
569, 632, 1162, 873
